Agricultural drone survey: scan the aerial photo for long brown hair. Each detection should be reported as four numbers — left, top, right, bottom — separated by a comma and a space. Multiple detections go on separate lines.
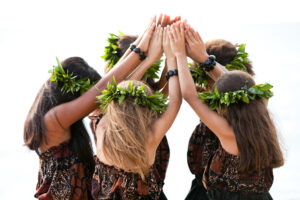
101, 80, 158, 179
24, 57, 101, 176
214, 71, 284, 174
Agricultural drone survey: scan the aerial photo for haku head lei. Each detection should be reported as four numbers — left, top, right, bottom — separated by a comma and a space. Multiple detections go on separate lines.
97, 78, 167, 113
101, 32, 124, 69
49, 57, 94, 95
101, 31, 163, 79
191, 44, 249, 88
198, 81, 273, 110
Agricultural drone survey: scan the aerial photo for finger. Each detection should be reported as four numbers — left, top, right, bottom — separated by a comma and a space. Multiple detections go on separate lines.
195, 31, 203, 42
159, 25, 163, 40
161, 15, 168, 27
185, 30, 192, 44
185, 27, 195, 42
166, 15, 171, 26
173, 23, 180, 39
168, 26, 175, 42
157, 14, 163, 25
180, 22, 185, 38
191, 28, 198, 41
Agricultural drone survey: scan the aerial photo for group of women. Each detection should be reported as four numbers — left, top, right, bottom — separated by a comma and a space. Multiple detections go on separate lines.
24, 14, 284, 200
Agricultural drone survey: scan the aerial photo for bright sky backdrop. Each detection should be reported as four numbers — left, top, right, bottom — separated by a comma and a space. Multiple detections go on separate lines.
1, 0, 300, 199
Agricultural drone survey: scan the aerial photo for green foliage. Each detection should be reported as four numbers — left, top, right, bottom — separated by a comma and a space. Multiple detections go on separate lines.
49, 57, 94, 95
190, 44, 249, 89
142, 59, 163, 79
198, 82, 274, 110
189, 63, 210, 88
101, 32, 124, 69
97, 77, 168, 113
101, 31, 163, 79
225, 44, 248, 71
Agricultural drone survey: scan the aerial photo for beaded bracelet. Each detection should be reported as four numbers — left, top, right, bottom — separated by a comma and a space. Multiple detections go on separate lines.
199, 55, 216, 72
130, 44, 146, 60
165, 69, 178, 81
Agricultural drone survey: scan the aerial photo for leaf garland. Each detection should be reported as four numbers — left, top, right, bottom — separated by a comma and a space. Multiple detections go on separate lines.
198, 82, 273, 110
225, 44, 248, 71
189, 63, 210, 88
97, 77, 168, 113
191, 44, 249, 88
101, 32, 124, 69
101, 31, 163, 79
142, 59, 163, 79
49, 57, 94, 95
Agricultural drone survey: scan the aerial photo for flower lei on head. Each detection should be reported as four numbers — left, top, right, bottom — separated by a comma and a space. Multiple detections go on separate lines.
191, 44, 249, 88
96, 78, 168, 113
198, 81, 274, 110
49, 57, 94, 95
101, 31, 163, 79
101, 32, 124, 69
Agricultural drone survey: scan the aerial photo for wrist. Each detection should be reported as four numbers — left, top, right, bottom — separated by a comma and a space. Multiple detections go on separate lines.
175, 52, 187, 58
196, 53, 209, 63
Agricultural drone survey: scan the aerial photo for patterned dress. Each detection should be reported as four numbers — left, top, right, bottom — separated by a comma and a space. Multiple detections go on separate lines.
186, 121, 274, 200
35, 141, 92, 200
89, 115, 170, 200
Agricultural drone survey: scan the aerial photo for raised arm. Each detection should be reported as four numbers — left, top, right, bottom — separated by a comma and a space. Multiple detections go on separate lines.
44, 18, 156, 133
176, 23, 236, 151
150, 24, 182, 147
184, 24, 227, 81
127, 25, 163, 81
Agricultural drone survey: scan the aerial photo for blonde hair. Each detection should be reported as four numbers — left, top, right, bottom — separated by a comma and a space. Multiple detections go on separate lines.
101, 80, 158, 179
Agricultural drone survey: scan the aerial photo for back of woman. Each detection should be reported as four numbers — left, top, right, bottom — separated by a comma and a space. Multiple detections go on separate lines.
24, 57, 101, 200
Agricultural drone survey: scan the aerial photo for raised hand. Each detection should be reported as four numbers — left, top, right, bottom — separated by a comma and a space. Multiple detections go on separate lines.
147, 25, 163, 63
163, 27, 174, 59
168, 22, 186, 56
135, 16, 156, 52
185, 24, 209, 63
157, 14, 181, 27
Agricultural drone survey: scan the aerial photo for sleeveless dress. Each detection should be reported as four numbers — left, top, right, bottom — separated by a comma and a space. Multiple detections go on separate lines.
35, 141, 93, 200
89, 115, 170, 200
185, 121, 274, 200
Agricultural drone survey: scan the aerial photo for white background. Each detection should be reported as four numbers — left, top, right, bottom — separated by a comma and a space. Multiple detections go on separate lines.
0, 0, 300, 199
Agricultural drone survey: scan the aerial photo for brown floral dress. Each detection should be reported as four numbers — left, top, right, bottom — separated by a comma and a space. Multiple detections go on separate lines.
89, 115, 170, 200
186, 121, 274, 200
91, 158, 162, 200
35, 141, 92, 200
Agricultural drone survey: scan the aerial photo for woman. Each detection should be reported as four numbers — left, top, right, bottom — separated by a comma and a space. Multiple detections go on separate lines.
169, 22, 283, 200
91, 25, 182, 200
24, 16, 156, 199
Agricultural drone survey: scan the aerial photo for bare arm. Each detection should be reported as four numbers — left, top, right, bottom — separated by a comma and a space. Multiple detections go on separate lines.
178, 23, 237, 153
150, 25, 182, 147
185, 24, 228, 81
127, 25, 163, 81
44, 18, 156, 137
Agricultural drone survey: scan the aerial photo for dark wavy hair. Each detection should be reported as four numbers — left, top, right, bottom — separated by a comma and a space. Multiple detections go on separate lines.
214, 71, 284, 174
24, 57, 101, 176
205, 39, 255, 76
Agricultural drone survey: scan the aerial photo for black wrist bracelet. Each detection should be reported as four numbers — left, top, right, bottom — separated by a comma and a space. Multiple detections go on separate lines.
165, 69, 178, 81
130, 44, 136, 51
199, 55, 216, 72
133, 47, 146, 60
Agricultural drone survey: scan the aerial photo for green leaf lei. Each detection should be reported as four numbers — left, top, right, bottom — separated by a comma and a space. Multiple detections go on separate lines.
101, 32, 124, 69
198, 82, 274, 110
49, 57, 94, 95
96, 78, 168, 113
142, 59, 163, 79
101, 31, 163, 79
191, 44, 249, 88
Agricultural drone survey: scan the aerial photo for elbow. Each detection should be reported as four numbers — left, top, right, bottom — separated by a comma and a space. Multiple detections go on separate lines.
182, 90, 192, 101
